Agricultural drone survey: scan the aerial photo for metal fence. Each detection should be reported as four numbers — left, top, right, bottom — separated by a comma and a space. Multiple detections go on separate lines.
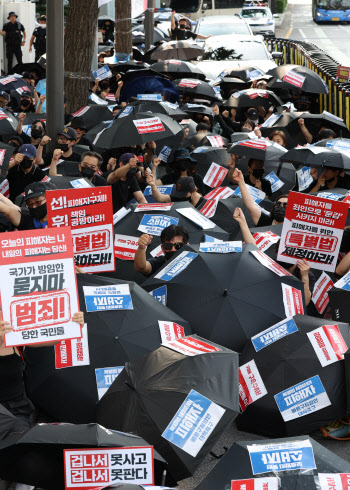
265, 37, 350, 128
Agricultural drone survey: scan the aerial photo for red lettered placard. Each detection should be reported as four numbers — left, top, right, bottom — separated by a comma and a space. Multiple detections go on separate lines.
277, 191, 348, 272
64, 447, 154, 490
46, 187, 114, 273
0, 227, 81, 347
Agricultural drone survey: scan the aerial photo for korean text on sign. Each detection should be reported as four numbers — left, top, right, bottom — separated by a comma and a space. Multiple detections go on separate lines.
46, 187, 114, 273
0, 227, 81, 347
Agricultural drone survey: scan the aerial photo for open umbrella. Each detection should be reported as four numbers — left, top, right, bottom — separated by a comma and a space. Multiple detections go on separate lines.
187, 132, 228, 149
281, 146, 350, 170
259, 112, 301, 149
24, 274, 191, 423
119, 76, 178, 104
0, 75, 29, 92
229, 138, 287, 161
0, 109, 18, 136
109, 60, 149, 73
92, 112, 182, 149
267, 64, 329, 94
0, 423, 169, 490
191, 146, 230, 168
228, 66, 270, 83
152, 60, 206, 80
328, 286, 350, 324
97, 335, 240, 481
9, 62, 46, 78
132, 25, 166, 44
143, 243, 305, 352
194, 435, 350, 490
237, 314, 350, 437
129, 100, 187, 121
314, 137, 350, 151
224, 89, 283, 109
286, 112, 350, 139
149, 41, 204, 61
0, 142, 15, 176
181, 103, 214, 117
70, 104, 113, 130
174, 78, 218, 102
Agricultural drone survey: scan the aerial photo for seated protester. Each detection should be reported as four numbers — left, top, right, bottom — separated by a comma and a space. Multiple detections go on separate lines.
244, 158, 272, 198
135, 224, 189, 276
147, 174, 206, 208
305, 165, 350, 193
0, 181, 54, 230
7, 144, 46, 203
153, 149, 205, 195
70, 116, 93, 149
232, 168, 288, 227
16, 113, 46, 147
50, 150, 108, 187
269, 130, 287, 147
106, 153, 147, 212
42, 127, 81, 167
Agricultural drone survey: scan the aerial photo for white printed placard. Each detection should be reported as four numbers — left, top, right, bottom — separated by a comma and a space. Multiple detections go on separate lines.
199, 241, 242, 253
312, 272, 334, 314
92, 65, 112, 80
204, 186, 234, 200
135, 203, 173, 212
334, 271, 350, 291
239, 360, 267, 412
282, 70, 306, 88
307, 324, 348, 367
274, 375, 331, 422
114, 234, 138, 260
253, 231, 280, 252
158, 321, 185, 343
144, 185, 174, 197
319, 474, 350, 490
231, 478, 279, 490
296, 166, 313, 192
83, 285, 133, 312
133, 117, 165, 134
163, 335, 221, 356
158, 145, 172, 162
55, 324, 90, 369
207, 135, 225, 147
154, 251, 198, 281
162, 389, 225, 457
150, 244, 164, 257
203, 162, 228, 188
251, 318, 298, 352
176, 207, 216, 229
251, 250, 292, 277
264, 171, 284, 193
95, 366, 124, 400
113, 207, 131, 225
138, 214, 179, 236
281, 283, 304, 317
233, 185, 266, 204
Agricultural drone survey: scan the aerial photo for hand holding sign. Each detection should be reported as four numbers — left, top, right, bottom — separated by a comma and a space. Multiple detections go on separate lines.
296, 258, 310, 276
0, 321, 13, 337
138, 234, 153, 250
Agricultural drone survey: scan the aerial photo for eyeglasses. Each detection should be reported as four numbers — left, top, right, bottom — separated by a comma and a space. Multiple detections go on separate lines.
162, 242, 184, 251
81, 162, 98, 170
26, 197, 46, 209
275, 201, 288, 208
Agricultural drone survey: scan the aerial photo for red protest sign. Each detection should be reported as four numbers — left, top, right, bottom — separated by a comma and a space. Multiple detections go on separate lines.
133, 117, 165, 134
277, 191, 348, 272
46, 187, 114, 273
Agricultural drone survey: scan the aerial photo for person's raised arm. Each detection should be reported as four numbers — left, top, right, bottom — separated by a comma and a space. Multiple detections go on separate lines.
48, 149, 63, 176
107, 157, 137, 184
196, 34, 212, 40
233, 207, 256, 245
16, 112, 26, 135
0, 199, 21, 227
227, 154, 236, 184
296, 259, 311, 306
151, 157, 162, 184
171, 10, 176, 30
147, 174, 171, 203
134, 234, 153, 275
36, 135, 51, 166
115, 80, 123, 103
144, 142, 156, 165
232, 169, 262, 226
133, 190, 147, 204
336, 251, 350, 276
36, 94, 46, 114
298, 118, 313, 144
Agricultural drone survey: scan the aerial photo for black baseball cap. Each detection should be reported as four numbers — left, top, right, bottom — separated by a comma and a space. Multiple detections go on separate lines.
58, 127, 77, 140
173, 148, 196, 162
23, 181, 56, 202
71, 116, 87, 130
172, 177, 196, 198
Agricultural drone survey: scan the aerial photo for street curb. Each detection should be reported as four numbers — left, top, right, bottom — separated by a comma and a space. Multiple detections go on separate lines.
274, 11, 286, 27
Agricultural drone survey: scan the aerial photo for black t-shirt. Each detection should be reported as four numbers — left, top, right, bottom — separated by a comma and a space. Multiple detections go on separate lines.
256, 212, 273, 228
43, 150, 81, 167
171, 27, 197, 41
92, 174, 108, 187
111, 175, 141, 212
148, 255, 166, 275
161, 172, 205, 196
3, 21, 24, 44
17, 210, 36, 230
7, 164, 46, 202
244, 174, 272, 198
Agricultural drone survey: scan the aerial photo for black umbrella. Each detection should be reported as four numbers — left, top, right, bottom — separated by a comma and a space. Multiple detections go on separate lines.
187, 132, 228, 149
180, 103, 214, 117
149, 41, 204, 61
328, 286, 350, 324
120, 68, 170, 85
224, 89, 283, 109
313, 137, 350, 151
267, 64, 329, 94
174, 78, 218, 102
228, 66, 270, 82
0, 142, 14, 176
0, 423, 168, 490
259, 112, 302, 149
191, 146, 230, 168
24, 273, 192, 424
109, 60, 150, 74
143, 243, 305, 352
70, 104, 113, 130
9, 62, 46, 78
195, 435, 350, 490
237, 314, 350, 437
42, 160, 81, 177
97, 335, 240, 481
281, 146, 350, 170
18, 112, 46, 127
92, 112, 182, 149
129, 100, 187, 121
229, 138, 287, 161
152, 60, 206, 80
0, 109, 18, 136
237, 223, 283, 259
132, 25, 166, 44
86, 120, 111, 147
0, 75, 30, 92
286, 112, 350, 139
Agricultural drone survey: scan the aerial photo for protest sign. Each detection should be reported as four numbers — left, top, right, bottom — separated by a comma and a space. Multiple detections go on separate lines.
138, 215, 179, 236
95, 366, 124, 400
337, 65, 350, 82
114, 234, 139, 260
83, 285, 133, 312
264, 172, 284, 193
307, 324, 348, 367
133, 117, 165, 134
199, 241, 242, 253
204, 187, 234, 200
281, 283, 304, 317
231, 478, 278, 490
158, 321, 185, 343
55, 324, 90, 369
113, 207, 131, 225
199, 199, 218, 218
251, 318, 298, 352
207, 135, 225, 147
149, 285, 167, 305
274, 375, 331, 422
239, 360, 267, 412
277, 191, 348, 272
312, 272, 334, 314
319, 474, 350, 489
70, 179, 91, 189
248, 440, 316, 475
1, 227, 81, 347
203, 162, 228, 188
135, 203, 173, 212
162, 389, 225, 457
317, 192, 343, 201
163, 335, 220, 356
296, 166, 313, 192
144, 185, 174, 197
154, 251, 198, 281
178, 79, 200, 87
92, 65, 112, 81
253, 231, 280, 252
47, 187, 114, 273
64, 446, 154, 488
334, 271, 350, 291
251, 250, 292, 277
150, 244, 164, 257
233, 184, 266, 204
176, 207, 216, 229
137, 94, 162, 101
282, 70, 306, 88
158, 145, 172, 162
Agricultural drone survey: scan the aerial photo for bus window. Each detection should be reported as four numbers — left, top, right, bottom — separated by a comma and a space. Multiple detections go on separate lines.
214, 0, 245, 8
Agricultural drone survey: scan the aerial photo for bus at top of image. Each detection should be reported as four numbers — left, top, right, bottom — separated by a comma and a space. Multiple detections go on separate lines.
312, 0, 350, 22
168, 0, 249, 21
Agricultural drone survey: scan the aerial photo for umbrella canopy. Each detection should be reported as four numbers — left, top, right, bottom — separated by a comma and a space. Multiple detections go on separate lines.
92, 111, 182, 149
224, 89, 283, 109
259, 112, 302, 149
0, 109, 18, 136
9, 62, 46, 78
24, 274, 191, 423
228, 66, 270, 83
97, 335, 240, 481
237, 314, 350, 437
313, 137, 350, 151
142, 243, 305, 352
149, 40, 204, 61
119, 76, 179, 104
0, 75, 30, 92
191, 146, 230, 168
109, 60, 149, 73
229, 138, 287, 161
187, 132, 228, 148
236, 223, 283, 259
281, 146, 350, 170
267, 64, 329, 94
152, 60, 206, 80
174, 78, 218, 102
194, 435, 350, 490
181, 103, 214, 117
328, 287, 350, 324
129, 100, 187, 121
132, 25, 166, 44
70, 105, 113, 130
0, 423, 168, 490
0, 142, 14, 176
286, 112, 350, 139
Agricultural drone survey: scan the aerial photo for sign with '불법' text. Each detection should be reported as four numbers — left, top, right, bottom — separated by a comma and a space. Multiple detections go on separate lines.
162, 389, 225, 457
46, 187, 114, 273
83, 285, 133, 312
0, 227, 81, 347
64, 446, 154, 489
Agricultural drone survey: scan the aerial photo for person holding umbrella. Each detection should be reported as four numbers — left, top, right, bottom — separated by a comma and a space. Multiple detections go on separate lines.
134, 224, 189, 276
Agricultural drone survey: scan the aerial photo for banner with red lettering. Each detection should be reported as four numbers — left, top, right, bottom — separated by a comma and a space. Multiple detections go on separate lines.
204, 186, 234, 200
319, 474, 350, 490
281, 283, 304, 318
55, 324, 90, 369
158, 320, 185, 343
231, 478, 279, 490
64, 447, 154, 489
277, 191, 348, 272
239, 360, 267, 412
307, 324, 348, 367
46, 187, 114, 273
163, 335, 221, 356
311, 272, 334, 314
114, 234, 139, 260
0, 227, 81, 347
253, 231, 280, 252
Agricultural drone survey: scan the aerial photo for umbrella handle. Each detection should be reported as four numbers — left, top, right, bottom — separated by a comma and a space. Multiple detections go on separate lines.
161, 470, 167, 486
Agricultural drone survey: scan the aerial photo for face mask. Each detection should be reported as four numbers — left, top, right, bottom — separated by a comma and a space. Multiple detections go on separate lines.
271, 207, 286, 223
179, 24, 186, 29
21, 99, 31, 108
174, 160, 188, 172
40, 24, 46, 29
29, 202, 47, 221
31, 128, 43, 139
325, 176, 336, 183
20, 158, 33, 169
100, 83, 110, 90
80, 167, 95, 179
164, 250, 177, 261
57, 143, 69, 152
252, 168, 264, 179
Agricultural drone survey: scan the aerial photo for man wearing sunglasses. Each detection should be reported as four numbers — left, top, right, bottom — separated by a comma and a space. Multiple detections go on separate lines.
134, 224, 189, 276
171, 10, 211, 41
70, 116, 93, 150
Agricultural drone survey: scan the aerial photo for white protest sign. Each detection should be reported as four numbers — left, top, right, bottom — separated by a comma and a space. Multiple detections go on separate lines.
307, 324, 348, 367
176, 207, 216, 229
203, 162, 228, 188
312, 272, 334, 314
239, 359, 267, 412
